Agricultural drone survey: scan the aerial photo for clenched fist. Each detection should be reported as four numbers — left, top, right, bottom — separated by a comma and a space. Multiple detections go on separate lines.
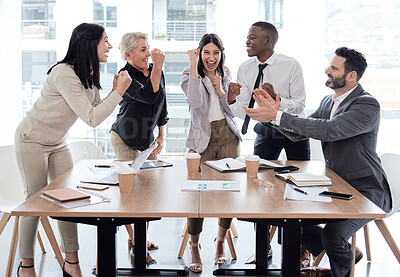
151, 48, 165, 68
114, 70, 132, 96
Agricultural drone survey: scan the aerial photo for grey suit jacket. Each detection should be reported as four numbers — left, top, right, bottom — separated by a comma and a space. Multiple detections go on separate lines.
277, 84, 392, 212
181, 67, 241, 153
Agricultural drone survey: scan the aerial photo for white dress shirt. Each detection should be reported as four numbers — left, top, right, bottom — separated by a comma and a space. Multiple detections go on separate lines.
230, 52, 306, 120
203, 75, 225, 122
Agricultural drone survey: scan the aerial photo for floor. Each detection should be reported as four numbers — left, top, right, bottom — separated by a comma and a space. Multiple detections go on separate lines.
1, 212, 399, 277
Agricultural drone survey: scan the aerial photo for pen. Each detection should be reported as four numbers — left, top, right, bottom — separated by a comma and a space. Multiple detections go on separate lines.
95, 165, 111, 168
293, 187, 308, 195
226, 163, 231, 169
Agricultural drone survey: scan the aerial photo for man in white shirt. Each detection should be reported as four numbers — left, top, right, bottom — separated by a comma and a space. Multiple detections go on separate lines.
229, 21, 310, 161
228, 20, 310, 264
244, 47, 392, 277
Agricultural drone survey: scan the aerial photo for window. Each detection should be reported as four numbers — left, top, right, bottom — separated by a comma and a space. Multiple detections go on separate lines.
153, 0, 215, 41
93, 0, 117, 28
259, 0, 284, 28
100, 62, 118, 94
21, 0, 56, 39
22, 51, 56, 113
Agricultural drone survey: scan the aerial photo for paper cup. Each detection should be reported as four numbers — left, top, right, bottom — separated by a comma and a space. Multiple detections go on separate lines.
245, 155, 260, 177
118, 167, 134, 192
186, 152, 201, 174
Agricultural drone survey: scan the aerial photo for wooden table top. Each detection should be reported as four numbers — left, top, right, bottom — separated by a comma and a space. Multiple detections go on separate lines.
12, 159, 385, 220
198, 160, 386, 219
12, 159, 199, 218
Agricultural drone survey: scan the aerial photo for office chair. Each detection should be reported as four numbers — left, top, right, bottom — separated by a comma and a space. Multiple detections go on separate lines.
0, 145, 63, 277
313, 153, 400, 276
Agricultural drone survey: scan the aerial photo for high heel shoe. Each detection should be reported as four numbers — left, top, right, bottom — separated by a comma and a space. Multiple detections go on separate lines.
17, 261, 34, 277
189, 240, 202, 273
62, 259, 79, 277
214, 236, 227, 265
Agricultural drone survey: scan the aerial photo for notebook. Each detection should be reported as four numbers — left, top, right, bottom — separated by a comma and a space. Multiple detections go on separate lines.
42, 188, 90, 203
204, 157, 283, 172
80, 144, 157, 185
275, 172, 332, 187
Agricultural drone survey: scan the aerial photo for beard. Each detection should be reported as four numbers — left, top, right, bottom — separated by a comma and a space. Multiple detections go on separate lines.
325, 73, 347, 89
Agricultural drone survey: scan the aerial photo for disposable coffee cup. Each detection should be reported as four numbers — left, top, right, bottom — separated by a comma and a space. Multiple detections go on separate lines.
186, 152, 201, 174
118, 167, 134, 192
245, 155, 260, 177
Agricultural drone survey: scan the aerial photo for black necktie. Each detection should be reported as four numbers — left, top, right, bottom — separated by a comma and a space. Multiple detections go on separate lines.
241, 63, 268, 135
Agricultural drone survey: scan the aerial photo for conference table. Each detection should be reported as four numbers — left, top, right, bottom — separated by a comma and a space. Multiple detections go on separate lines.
12, 159, 386, 277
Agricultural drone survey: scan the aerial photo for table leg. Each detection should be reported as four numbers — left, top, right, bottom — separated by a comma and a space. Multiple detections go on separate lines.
133, 221, 146, 271
280, 221, 301, 277
97, 221, 117, 277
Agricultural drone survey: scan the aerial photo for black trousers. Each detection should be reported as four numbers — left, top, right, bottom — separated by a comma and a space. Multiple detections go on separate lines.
253, 122, 310, 256
253, 122, 310, 160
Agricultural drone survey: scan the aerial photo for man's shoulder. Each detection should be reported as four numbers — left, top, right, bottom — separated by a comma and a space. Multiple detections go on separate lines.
239, 57, 257, 69
274, 53, 300, 64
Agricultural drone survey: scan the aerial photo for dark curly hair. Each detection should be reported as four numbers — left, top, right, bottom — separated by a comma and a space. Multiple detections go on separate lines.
197, 33, 226, 79
47, 23, 105, 89
335, 47, 367, 81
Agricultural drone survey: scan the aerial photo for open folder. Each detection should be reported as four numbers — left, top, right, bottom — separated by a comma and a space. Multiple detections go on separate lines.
204, 157, 283, 172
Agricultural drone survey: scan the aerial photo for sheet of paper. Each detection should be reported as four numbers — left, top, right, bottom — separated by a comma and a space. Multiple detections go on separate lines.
181, 180, 240, 191
283, 184, 332, 202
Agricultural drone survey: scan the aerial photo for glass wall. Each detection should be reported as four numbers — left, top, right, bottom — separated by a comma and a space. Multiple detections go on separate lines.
3, 0, 399, 155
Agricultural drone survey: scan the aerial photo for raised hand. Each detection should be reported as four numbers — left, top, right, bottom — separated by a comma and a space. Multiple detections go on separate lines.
228, 82, 242, 104
243, 88, 280, 122
151, 48, 165, 69
187, 49, 200, 64
261, 82, 278, 101
114, 70, 132, 96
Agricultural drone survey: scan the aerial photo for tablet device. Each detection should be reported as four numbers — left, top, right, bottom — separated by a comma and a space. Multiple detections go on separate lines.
319, 191, 354, 200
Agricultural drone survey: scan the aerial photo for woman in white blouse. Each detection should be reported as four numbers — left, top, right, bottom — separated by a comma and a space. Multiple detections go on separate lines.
180, 33, 241, 273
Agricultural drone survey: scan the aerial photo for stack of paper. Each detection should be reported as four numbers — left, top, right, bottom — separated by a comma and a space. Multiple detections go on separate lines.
283, 184, 332, 202
276, 172, 331, 187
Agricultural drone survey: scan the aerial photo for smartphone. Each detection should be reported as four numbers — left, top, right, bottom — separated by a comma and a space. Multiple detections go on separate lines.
274, 166, 299, 173
319, 191, 354, 200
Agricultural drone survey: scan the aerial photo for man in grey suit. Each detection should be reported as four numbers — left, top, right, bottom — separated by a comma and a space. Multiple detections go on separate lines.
244, 47, 392, 277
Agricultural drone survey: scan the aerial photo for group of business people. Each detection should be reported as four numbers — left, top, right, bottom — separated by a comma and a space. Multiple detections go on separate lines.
13, 19, 392, 277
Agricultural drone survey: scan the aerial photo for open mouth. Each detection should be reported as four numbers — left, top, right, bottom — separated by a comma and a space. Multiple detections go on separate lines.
206, 61, 216, 69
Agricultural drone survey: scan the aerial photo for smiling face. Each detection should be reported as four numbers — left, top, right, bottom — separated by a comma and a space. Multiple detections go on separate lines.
246, 26, 272, 61
325, 55, 348, 89
97, 31, 112, 63
200, 42, 221, 75
126, 38, 151, 71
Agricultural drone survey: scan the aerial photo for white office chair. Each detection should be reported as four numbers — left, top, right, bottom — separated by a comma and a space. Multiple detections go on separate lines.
0, 145, 63, 277
313, 153, 400, 276
68, 140, 106, 163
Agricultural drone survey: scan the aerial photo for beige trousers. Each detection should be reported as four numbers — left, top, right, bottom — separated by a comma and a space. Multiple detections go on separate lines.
14, 128, 78, 258
110, 131, 156, 161
188, 118, 240, 235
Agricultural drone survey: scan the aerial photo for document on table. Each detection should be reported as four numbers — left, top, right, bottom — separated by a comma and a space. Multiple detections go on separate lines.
181, 180, 240, 191
283, 184, 332, 202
